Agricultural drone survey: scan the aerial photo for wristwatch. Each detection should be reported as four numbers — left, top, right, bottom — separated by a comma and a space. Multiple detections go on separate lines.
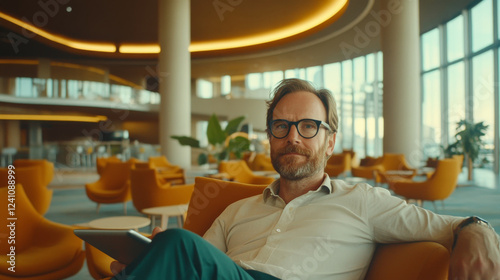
452, 216, 492, 248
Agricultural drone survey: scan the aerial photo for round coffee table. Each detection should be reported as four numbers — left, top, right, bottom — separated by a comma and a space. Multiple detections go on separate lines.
142, 204, 188, 229
88, 216, 151, 231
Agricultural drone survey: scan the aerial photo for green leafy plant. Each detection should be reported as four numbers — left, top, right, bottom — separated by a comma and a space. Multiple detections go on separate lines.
450, 120, 488, 181
171, 114, 251, 165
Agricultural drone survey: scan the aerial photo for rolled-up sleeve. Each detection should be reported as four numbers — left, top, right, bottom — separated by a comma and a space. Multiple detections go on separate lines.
363, 185, 463, 250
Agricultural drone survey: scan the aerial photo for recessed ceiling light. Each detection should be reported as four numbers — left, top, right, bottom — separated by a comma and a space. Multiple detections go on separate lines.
66, 6, 72, 12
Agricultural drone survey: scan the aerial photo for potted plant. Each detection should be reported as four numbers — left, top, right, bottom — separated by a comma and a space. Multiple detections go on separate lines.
171, 114, 251, 165
450, 119, 488, 181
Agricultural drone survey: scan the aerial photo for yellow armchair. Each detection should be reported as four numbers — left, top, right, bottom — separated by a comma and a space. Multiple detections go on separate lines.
388, 158, 461, 209
130, 167, 194, 213
325, 152, 351, 177
84, 177, 450, 280
148, 155, 185, 184
13, 159, 54, 186
96, 156, 121, 175
250, 153, 275, 172
0, 185, 85, 279
218, 160, 275, 185
85, 161, 133, 213
0, 165, 53, 215
352, 153, 416, 184
185, 177, 450, 280
84, 243, 115, 280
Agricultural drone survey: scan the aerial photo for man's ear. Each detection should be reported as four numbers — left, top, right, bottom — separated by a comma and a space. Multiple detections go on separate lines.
326, 133, 336, 156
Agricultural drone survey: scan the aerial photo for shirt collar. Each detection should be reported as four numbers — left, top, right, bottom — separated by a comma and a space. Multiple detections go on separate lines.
263, 173, 333, 203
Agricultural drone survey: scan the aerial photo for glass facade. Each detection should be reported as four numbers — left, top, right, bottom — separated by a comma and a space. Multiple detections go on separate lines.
421, 0, 499, 173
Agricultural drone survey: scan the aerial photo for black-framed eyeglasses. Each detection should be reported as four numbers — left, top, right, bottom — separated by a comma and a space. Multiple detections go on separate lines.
269, 119, 334, 139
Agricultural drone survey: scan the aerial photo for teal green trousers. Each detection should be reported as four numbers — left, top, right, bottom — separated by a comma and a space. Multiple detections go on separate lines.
112, 228, 280, 280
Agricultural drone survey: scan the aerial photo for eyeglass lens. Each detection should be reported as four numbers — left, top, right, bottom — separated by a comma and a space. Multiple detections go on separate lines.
271, 119, 320, 138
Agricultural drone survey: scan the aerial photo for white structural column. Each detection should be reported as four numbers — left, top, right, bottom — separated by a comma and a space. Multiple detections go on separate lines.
380, 0, 421, 166
158, 0, 191, 168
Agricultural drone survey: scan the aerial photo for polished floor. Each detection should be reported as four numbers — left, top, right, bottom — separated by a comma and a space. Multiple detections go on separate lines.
44, 167, 500, 280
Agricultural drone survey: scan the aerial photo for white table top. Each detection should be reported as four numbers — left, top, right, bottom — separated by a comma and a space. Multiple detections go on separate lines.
384, 170, 415, 176
142, 204, 188, 216
88, 216, 151, 230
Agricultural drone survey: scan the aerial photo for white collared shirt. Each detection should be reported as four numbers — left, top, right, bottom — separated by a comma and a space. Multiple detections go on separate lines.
203, 175, 462, 280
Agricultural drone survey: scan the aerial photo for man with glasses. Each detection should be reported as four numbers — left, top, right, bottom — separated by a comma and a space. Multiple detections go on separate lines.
113, 78, 499, 279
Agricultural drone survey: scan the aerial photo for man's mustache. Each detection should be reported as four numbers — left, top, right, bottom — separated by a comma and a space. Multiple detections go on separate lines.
276, 145, 311, 157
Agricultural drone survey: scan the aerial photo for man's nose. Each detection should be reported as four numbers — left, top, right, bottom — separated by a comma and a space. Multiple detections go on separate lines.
286, 124, 301, 143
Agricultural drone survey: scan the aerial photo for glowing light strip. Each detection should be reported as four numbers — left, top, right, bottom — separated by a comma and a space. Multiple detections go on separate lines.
0, 11, 116, 53
0, 59, 38, 65
119, 44, 161, 54
0, 114, 108, 123
108, 74, 143, 89
50, 62, 108, 75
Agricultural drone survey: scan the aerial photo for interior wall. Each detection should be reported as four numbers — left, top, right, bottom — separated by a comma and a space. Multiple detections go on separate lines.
122, 121, 159, 144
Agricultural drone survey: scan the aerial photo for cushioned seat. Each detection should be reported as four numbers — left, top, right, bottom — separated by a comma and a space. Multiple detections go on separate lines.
0, 186, 85, 279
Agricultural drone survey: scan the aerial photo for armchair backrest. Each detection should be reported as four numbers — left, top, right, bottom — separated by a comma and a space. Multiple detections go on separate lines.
13, 159, 54, 186
380, 153, 413, 171
0, 165, 51, 214
99, 161, 133, 189
426, 158, 461, 200
148, 156, 172, 168
252, 153, 275, 171
96, 156, 121, 175
184, 177, 266, 236
130, 168, 193, 212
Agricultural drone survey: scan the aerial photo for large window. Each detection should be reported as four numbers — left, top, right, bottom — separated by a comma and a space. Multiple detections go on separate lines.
422, 70, 442, 157
421, 0, 499, 173
447, 61, 466, 142
446, 15, 464, 62
470, 0, 493, 52
422, 28, 441, 71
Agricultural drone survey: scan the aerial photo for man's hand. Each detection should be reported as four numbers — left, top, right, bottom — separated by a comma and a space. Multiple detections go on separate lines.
449, 224, 500, 279
110, 227, 165, 275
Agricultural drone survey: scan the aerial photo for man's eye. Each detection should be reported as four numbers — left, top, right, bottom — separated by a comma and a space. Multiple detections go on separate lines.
276, 124, 288, 129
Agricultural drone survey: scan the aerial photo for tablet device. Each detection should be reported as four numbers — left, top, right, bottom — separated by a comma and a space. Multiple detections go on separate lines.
74, 229, 151, 265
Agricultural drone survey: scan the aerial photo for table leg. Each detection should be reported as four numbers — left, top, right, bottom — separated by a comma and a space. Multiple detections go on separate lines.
177, 215, 184, 228
161, 215, 169, 229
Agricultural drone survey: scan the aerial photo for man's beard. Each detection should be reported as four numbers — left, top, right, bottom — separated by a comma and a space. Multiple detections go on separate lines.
271, 144, 328, 181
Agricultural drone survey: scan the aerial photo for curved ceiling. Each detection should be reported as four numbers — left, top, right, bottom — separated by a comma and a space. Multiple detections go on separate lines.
0, 0, 351, 57
0, 0, 479, 82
